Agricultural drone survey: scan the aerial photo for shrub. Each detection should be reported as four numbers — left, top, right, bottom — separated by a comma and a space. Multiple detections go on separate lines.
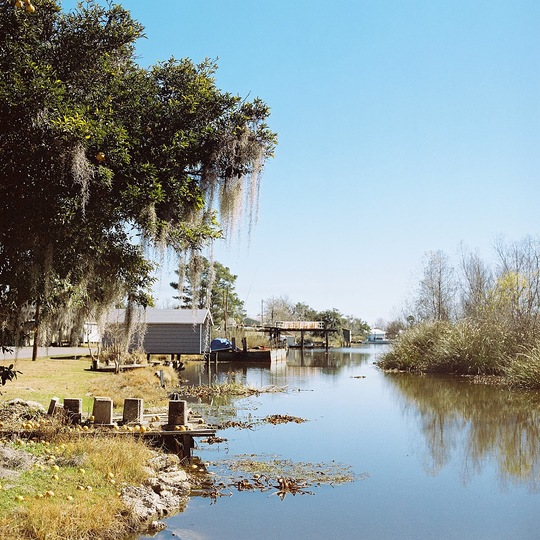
429, 320, 509, 375
379, 320, 513, 375
378, 321, 452, 372
505, 343, 540, 389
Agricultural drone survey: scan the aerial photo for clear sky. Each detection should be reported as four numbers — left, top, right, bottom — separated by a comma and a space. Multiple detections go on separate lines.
64, 1, 540, 325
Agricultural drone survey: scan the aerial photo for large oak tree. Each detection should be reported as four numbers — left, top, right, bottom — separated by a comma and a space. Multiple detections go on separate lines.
0, 0, 276, 346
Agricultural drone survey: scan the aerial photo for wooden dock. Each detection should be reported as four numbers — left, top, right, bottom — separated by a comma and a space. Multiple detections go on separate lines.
8, 420, 216, 461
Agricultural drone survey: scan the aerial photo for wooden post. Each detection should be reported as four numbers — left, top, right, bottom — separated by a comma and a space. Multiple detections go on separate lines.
32, 299, 41, 362
325, 330, 329, 351
300, 330, 305, 350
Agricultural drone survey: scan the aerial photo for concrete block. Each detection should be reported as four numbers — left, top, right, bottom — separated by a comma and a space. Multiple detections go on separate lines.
63, 398, 82, 424
47, 396, 60, 416
168, 400, 188, 426
123, 398, 144, 424
93, 396, 113, 425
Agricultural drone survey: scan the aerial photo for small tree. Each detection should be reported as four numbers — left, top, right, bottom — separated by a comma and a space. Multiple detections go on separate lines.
292, 302, 318, 321
171, 257, 245, 328
492, 237, 540, 340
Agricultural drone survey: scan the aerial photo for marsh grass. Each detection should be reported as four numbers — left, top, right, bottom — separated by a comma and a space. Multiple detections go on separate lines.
5, 496, 130, 540
378, 322, 451, 372
379, 320, 513, 375
379, 319, 540, 385
178, 380, 279, 400
0, 432, 154, 540
505, 344, 540, 389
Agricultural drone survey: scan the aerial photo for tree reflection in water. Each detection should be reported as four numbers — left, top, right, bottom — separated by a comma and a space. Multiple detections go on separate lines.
384, 372, 540, 489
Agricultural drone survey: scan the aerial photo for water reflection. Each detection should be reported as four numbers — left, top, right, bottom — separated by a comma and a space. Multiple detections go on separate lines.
384, 372, 540, 489
177, 348, 372, 422
287, 348, 371, 371
180, 348, 371, 388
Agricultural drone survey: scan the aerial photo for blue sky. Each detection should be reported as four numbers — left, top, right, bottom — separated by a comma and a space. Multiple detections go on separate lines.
64, 1, 540, 324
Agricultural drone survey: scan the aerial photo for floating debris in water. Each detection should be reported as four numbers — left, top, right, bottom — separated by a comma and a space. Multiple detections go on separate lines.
200, 435, 227, 444
216, 414, 308, 430
195, 454, 363, 502
176, 383, 286, 400
264, 414, 306, 425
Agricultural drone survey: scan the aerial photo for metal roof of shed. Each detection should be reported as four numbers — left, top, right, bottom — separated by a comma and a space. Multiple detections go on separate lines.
105, 308, 211, 325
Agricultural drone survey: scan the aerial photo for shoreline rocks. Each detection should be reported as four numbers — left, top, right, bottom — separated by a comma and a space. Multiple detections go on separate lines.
121, 453, 192, 531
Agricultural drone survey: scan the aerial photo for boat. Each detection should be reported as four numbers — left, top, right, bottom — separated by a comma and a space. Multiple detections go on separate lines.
208, 347, 288, 363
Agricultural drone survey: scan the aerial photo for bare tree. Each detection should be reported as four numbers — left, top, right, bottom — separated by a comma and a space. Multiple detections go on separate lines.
414, 250, 457, 322
492, 237, 540, 338
372, 318, 387, 330
459, 248, 493, 319
263, 296, 294, 325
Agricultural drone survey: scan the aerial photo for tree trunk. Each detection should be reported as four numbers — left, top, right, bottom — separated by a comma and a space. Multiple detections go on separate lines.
32, 300, 41, 362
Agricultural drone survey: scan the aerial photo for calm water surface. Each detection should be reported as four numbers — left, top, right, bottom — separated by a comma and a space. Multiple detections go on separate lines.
140, 345, 540, 540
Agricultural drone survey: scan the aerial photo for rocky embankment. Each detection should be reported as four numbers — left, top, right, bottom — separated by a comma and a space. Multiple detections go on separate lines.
121, 452, 191, 533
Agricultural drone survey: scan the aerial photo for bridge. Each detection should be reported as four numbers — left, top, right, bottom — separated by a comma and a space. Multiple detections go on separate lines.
264, 321, 337, 351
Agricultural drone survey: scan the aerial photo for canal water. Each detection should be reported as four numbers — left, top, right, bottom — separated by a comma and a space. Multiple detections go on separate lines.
140, 345, 540, 540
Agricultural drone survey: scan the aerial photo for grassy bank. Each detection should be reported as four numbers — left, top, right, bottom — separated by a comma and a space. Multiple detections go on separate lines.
0, 357, 183, 540
0, 356, 178, 412
378, 320, 540, 388
0, 403, 156, 540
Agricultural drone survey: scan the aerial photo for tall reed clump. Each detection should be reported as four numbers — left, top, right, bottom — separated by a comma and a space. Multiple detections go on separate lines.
378, 321, 452, 372
428, 319, 510, 375
505, 343, 540, 389
379, 320, 513, 375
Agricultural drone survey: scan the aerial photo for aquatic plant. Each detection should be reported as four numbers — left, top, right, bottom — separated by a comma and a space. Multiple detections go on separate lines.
198, 454, 358, 501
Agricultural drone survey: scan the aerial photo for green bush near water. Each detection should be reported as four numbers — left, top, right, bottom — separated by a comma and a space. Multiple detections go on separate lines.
378, 320, 532, 381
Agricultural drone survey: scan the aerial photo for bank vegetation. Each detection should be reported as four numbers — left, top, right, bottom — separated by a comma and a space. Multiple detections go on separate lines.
379, 237, 540, 389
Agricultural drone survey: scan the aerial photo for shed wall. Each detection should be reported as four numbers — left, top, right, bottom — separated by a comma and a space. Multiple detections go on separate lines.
143, 324, 204, 354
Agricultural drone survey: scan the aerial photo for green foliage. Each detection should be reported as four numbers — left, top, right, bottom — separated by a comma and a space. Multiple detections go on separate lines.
0, 364, 22, 386
291, 302, 318, 321
0, 0, 275, 345
171, 257, 245, 327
